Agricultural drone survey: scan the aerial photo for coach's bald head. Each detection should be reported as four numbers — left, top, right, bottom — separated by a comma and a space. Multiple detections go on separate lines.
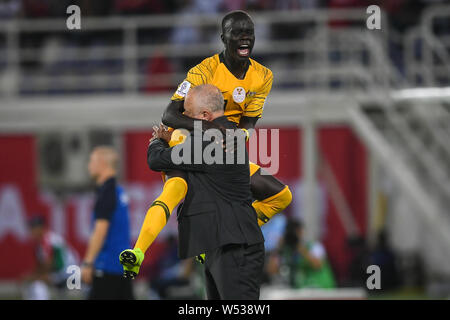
184, 84, 224, 121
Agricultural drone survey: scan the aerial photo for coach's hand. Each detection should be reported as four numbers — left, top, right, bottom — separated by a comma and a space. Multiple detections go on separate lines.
152, 123, 173, 144
119, 248, 144, 280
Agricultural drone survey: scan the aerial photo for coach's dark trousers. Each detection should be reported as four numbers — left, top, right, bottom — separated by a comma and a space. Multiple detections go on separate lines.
204, 242, 265, 300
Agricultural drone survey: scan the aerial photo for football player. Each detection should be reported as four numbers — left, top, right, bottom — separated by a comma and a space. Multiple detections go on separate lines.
120, 11, 292, 279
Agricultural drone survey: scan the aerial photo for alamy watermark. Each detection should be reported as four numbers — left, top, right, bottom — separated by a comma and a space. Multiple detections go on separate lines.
169, 122, 280, 175
366, 264, 381, 290
66, 5, 81, 30
366, 5, 381, 30
66, 265, 81, 290
66, 5, 380, 31
65, 263, 382, 290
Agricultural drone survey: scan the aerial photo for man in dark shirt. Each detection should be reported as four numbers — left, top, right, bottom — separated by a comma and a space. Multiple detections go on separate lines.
83, 146, 133, 300
123, 84, 265, 299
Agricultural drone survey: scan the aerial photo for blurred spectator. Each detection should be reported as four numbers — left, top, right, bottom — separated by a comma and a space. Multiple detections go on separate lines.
260, 214, 287, 285
261, 214, 287, 253
273, 0, 322, 10
327, 0, 364, 10
327, 0, 366, 28
21, 215, 79, 300
170, 0, 222, 72
369, 230, 400, 291
147, 235, 201, 299
114, 0, 173, 15
79, 0, 114, 17
272, 218, 336, 288
144, 51, 175, 93
376, 0, 424, 33
22, 0, 72, 18
21, 0, 50, 18
170, 0, 221, 47
222, 0, 247, 11
0, 0, 22, 19
346, 235, 370, 287
270, 0, 322, 46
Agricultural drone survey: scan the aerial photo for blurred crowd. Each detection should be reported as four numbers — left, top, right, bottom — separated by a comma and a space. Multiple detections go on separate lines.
1, 0, 450, 95
0, 0, 447, 29
1, 0, 448, 37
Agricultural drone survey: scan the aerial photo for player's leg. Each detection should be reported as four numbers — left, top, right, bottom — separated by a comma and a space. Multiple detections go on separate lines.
250, 163, 292, 226
120, 170, 188, 278
120, 129, 190, 277
134, 170, 187, 254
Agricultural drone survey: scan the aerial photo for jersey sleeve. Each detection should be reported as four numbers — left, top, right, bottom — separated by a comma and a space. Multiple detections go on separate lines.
171, 61, 210, 101
243, 68, 273, 118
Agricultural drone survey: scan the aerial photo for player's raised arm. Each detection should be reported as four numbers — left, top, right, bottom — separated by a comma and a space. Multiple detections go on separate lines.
162, 98, 224, 132
161, 99, 194, 130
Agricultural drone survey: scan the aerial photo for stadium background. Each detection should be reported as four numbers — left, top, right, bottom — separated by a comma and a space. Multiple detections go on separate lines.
0, 0, 450, 299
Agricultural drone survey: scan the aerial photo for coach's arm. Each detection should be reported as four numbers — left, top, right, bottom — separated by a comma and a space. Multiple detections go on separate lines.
147, 130, 207, 173
147, 138, 176, 172
162, 100, 226, 132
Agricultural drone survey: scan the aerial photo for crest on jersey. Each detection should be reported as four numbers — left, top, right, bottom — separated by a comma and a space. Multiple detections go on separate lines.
176, 80, 191, 97
232, 86, 246, 103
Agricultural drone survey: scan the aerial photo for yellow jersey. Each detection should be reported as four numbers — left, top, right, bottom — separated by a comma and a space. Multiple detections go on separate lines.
171, 53, 273, 125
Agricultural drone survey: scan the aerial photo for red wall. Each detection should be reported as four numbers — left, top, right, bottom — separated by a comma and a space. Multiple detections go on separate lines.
318, 127, 368, 284
0, 136, 40, 278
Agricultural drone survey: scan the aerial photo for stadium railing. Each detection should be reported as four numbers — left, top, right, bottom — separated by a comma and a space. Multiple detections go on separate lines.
404, 5, 450, 87
0, 9, 393, 97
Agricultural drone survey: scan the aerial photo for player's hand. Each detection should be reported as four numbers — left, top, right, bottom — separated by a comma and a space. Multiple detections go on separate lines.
119, 248, 144, 280
152, 123, 172, 143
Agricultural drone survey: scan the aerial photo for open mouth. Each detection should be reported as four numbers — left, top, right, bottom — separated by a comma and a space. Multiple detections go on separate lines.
237, 45, 250, 57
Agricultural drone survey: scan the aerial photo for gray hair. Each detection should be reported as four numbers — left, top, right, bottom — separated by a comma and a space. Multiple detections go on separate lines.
188, 84, 224, 113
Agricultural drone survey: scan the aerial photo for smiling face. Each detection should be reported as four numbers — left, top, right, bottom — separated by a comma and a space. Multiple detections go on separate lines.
221, 12, 255, 62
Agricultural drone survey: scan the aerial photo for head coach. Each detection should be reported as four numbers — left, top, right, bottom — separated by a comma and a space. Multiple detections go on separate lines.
147, 84, 265, 300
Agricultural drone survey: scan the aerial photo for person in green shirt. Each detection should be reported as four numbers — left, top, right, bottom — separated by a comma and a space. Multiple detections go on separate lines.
278, 218, 336, 289
22, 215, 79, 299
